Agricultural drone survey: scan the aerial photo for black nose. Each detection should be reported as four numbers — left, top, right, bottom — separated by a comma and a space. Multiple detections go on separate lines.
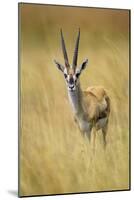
69, 77, 74, 84
69, 85, 74, 89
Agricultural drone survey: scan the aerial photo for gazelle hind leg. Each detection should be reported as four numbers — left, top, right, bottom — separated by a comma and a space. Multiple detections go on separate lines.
92, 127, 96, 154
87, 125, 92, 143
102, 122, 108, 149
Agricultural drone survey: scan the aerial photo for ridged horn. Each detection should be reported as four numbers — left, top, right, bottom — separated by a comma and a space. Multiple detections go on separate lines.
72, 28, 80, 70
60, 29, 69, 68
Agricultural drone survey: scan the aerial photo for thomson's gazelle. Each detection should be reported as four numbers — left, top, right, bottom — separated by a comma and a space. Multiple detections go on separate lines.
54, 29, 110, 148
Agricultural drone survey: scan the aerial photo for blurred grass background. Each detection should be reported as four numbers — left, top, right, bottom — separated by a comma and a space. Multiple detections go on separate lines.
19, 3, 130, 196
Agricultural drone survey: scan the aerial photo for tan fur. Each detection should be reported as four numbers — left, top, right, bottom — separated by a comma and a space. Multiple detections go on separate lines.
85, 86, 107, 101
68, 67, 75, 75
83, 86, 110, 121
82, 86, 110, 148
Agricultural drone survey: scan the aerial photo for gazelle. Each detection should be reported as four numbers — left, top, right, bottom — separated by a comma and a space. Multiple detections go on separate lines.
54, 29, 110, 148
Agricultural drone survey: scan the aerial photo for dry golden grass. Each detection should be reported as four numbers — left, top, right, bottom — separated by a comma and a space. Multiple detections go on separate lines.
19, 4, 130, 196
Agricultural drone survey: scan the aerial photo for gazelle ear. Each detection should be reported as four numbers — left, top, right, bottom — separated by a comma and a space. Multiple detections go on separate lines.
79, 59, 88, 72
54, 59, 64, 72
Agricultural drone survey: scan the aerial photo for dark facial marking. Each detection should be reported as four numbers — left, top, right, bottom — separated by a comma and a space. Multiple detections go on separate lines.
69, 76, 74, 85
76, 72, 80, 78
64, 73, 67, 79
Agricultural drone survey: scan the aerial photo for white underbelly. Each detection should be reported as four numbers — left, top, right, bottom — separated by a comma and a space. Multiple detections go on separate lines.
96, 117, 108, 130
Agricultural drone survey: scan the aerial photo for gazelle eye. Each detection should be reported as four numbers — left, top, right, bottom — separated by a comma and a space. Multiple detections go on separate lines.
76, 73, 80, 78
64, 73, 67, 79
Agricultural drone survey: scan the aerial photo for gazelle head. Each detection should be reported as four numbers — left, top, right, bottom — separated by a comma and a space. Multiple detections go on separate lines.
54, 29, 88, 91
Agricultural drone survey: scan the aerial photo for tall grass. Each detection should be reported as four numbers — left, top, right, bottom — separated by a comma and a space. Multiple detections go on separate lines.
19, 4, 130, 196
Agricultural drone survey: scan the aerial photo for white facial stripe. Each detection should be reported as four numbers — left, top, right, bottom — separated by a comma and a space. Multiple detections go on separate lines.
76, 68, 81, 74
70, 65, 73, 69
64, 68, 67, 74
73, 75, 77, 82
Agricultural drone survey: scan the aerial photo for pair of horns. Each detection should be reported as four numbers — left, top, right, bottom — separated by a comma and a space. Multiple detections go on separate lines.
60, 28, 80, 69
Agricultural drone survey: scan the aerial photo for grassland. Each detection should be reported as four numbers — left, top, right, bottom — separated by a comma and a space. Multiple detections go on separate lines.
19, 4, 130, 196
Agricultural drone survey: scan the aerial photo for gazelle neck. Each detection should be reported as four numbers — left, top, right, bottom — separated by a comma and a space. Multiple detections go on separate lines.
67, 83, 85, 116
67, 82, 91, 133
